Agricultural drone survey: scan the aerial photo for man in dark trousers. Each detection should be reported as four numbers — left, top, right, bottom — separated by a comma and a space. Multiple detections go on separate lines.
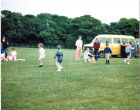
121, 40, 126, 58
1, 36, 9, 58
93, 38, 100, 61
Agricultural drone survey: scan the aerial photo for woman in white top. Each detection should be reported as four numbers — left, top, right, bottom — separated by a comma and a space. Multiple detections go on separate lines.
75, 35, 83, 60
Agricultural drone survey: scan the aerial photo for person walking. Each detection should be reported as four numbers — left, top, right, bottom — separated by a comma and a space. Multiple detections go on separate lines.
1, 36, 9, 58
75, 35, 83, 60
93, 38, 100, 61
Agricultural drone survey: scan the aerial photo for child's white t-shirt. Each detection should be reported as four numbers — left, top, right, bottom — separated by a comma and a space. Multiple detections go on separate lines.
11, 51, 17, 56
39, 48, 45, 58
75, 40, 83, 47
84, 51, 91, 59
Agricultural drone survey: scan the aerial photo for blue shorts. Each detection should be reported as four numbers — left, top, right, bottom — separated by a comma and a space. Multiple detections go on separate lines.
57, 58, 63, 63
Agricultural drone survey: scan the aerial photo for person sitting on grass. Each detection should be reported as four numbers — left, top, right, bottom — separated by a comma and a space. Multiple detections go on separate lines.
124, 43, 134, 64
103, 43, 112, 64
7, 53, 13, 61
54, 45, 63, 72
11, 48, 17, 61
38, 43, 45, 67
84, 48, 95, 63
7, 49, 25, 61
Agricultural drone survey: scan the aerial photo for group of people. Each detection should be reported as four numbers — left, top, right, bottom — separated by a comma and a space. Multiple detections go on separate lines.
121, 40, 139, 58
121, 40, 139, 64
1, 35, 139, 72
75, 35, 139, 65
1, 36, 25, 61
75, 35, 112, 65
38, 43, 63, 72
38, 35, 139, 72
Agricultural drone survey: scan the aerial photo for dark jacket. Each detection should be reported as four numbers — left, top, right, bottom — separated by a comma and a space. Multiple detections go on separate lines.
103, 47, 112, 54
93, 42, 100, 50
1, 40, 9, 49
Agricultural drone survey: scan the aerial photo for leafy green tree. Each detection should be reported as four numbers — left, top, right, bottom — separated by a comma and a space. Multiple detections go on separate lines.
1, 10, 139, 48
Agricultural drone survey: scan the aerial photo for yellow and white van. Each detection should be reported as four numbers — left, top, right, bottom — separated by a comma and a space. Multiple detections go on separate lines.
83, 34, 136, 57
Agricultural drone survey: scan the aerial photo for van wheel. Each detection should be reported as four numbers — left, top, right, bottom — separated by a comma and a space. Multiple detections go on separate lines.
99, 51, 104, 58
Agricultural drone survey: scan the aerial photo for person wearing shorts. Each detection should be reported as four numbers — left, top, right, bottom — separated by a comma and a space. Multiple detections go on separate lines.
124, 43, 134, 64
38, 43, 45, 67
103, 43, 112, 64
54, 45, 63, 72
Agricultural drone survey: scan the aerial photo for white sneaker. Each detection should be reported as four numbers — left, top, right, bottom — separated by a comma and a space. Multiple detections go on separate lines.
60, 66, 63, 69
127, 62, 130, 64
124, 60, 126, 64
58, 69, 61, 72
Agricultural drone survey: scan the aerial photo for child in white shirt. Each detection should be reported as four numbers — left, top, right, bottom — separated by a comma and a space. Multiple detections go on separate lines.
7, 53, 13, 61
11, 48, 17, 61
84, 48, 95, 63
38, 43, 45, 67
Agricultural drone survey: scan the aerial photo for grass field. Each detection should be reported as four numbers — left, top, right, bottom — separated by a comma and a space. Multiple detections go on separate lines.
1, 47, 140, 110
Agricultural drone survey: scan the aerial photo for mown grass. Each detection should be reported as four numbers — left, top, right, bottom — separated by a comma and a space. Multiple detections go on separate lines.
1, 47, 140, 110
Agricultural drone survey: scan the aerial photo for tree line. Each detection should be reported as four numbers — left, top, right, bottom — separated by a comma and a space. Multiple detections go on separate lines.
1, 10, 139, 48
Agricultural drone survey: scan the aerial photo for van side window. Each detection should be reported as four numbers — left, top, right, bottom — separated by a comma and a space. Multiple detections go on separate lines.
121, 39, 128, 44
113, 38, 120, 44
106, 38, 112, 44
98, 37, 106, 43
128, 39, 135, 44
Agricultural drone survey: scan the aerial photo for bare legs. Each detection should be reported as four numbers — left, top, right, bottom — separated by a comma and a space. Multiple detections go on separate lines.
124, 53, 131, 64
105, 54, 109, 60
39, 58, 43, 66
85, 56, 95, 63
56, 61, 62, 71
105, 54, 110, 64
76, 46, 82, 60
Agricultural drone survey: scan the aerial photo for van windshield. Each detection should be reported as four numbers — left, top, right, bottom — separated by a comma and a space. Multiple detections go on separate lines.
92, 37, 106, 43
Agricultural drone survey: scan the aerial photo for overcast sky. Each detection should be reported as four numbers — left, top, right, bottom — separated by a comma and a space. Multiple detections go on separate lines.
1, 0, 139, 24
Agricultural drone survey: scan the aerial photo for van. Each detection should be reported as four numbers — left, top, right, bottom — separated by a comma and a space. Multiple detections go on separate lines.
83, 34, 136, 57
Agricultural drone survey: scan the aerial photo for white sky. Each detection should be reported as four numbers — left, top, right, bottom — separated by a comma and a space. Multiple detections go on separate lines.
1, 0, 139, 24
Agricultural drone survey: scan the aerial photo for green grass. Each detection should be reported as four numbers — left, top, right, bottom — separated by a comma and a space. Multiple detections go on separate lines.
2, 47, 140, 110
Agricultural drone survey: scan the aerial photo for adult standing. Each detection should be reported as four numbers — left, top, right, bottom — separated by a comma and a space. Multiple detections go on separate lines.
75, 35, 83, 60
93, 38, 100, 61
121, 40, 126, 58
1, 36, 9, 58
131, 41, 139, 58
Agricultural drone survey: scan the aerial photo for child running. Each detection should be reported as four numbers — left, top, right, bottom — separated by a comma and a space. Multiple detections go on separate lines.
124, 42, 134, 64
84, 48, 95, 63
54, 45, 63, 72
103, 43, 112, 64
38, 43, 45, 67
